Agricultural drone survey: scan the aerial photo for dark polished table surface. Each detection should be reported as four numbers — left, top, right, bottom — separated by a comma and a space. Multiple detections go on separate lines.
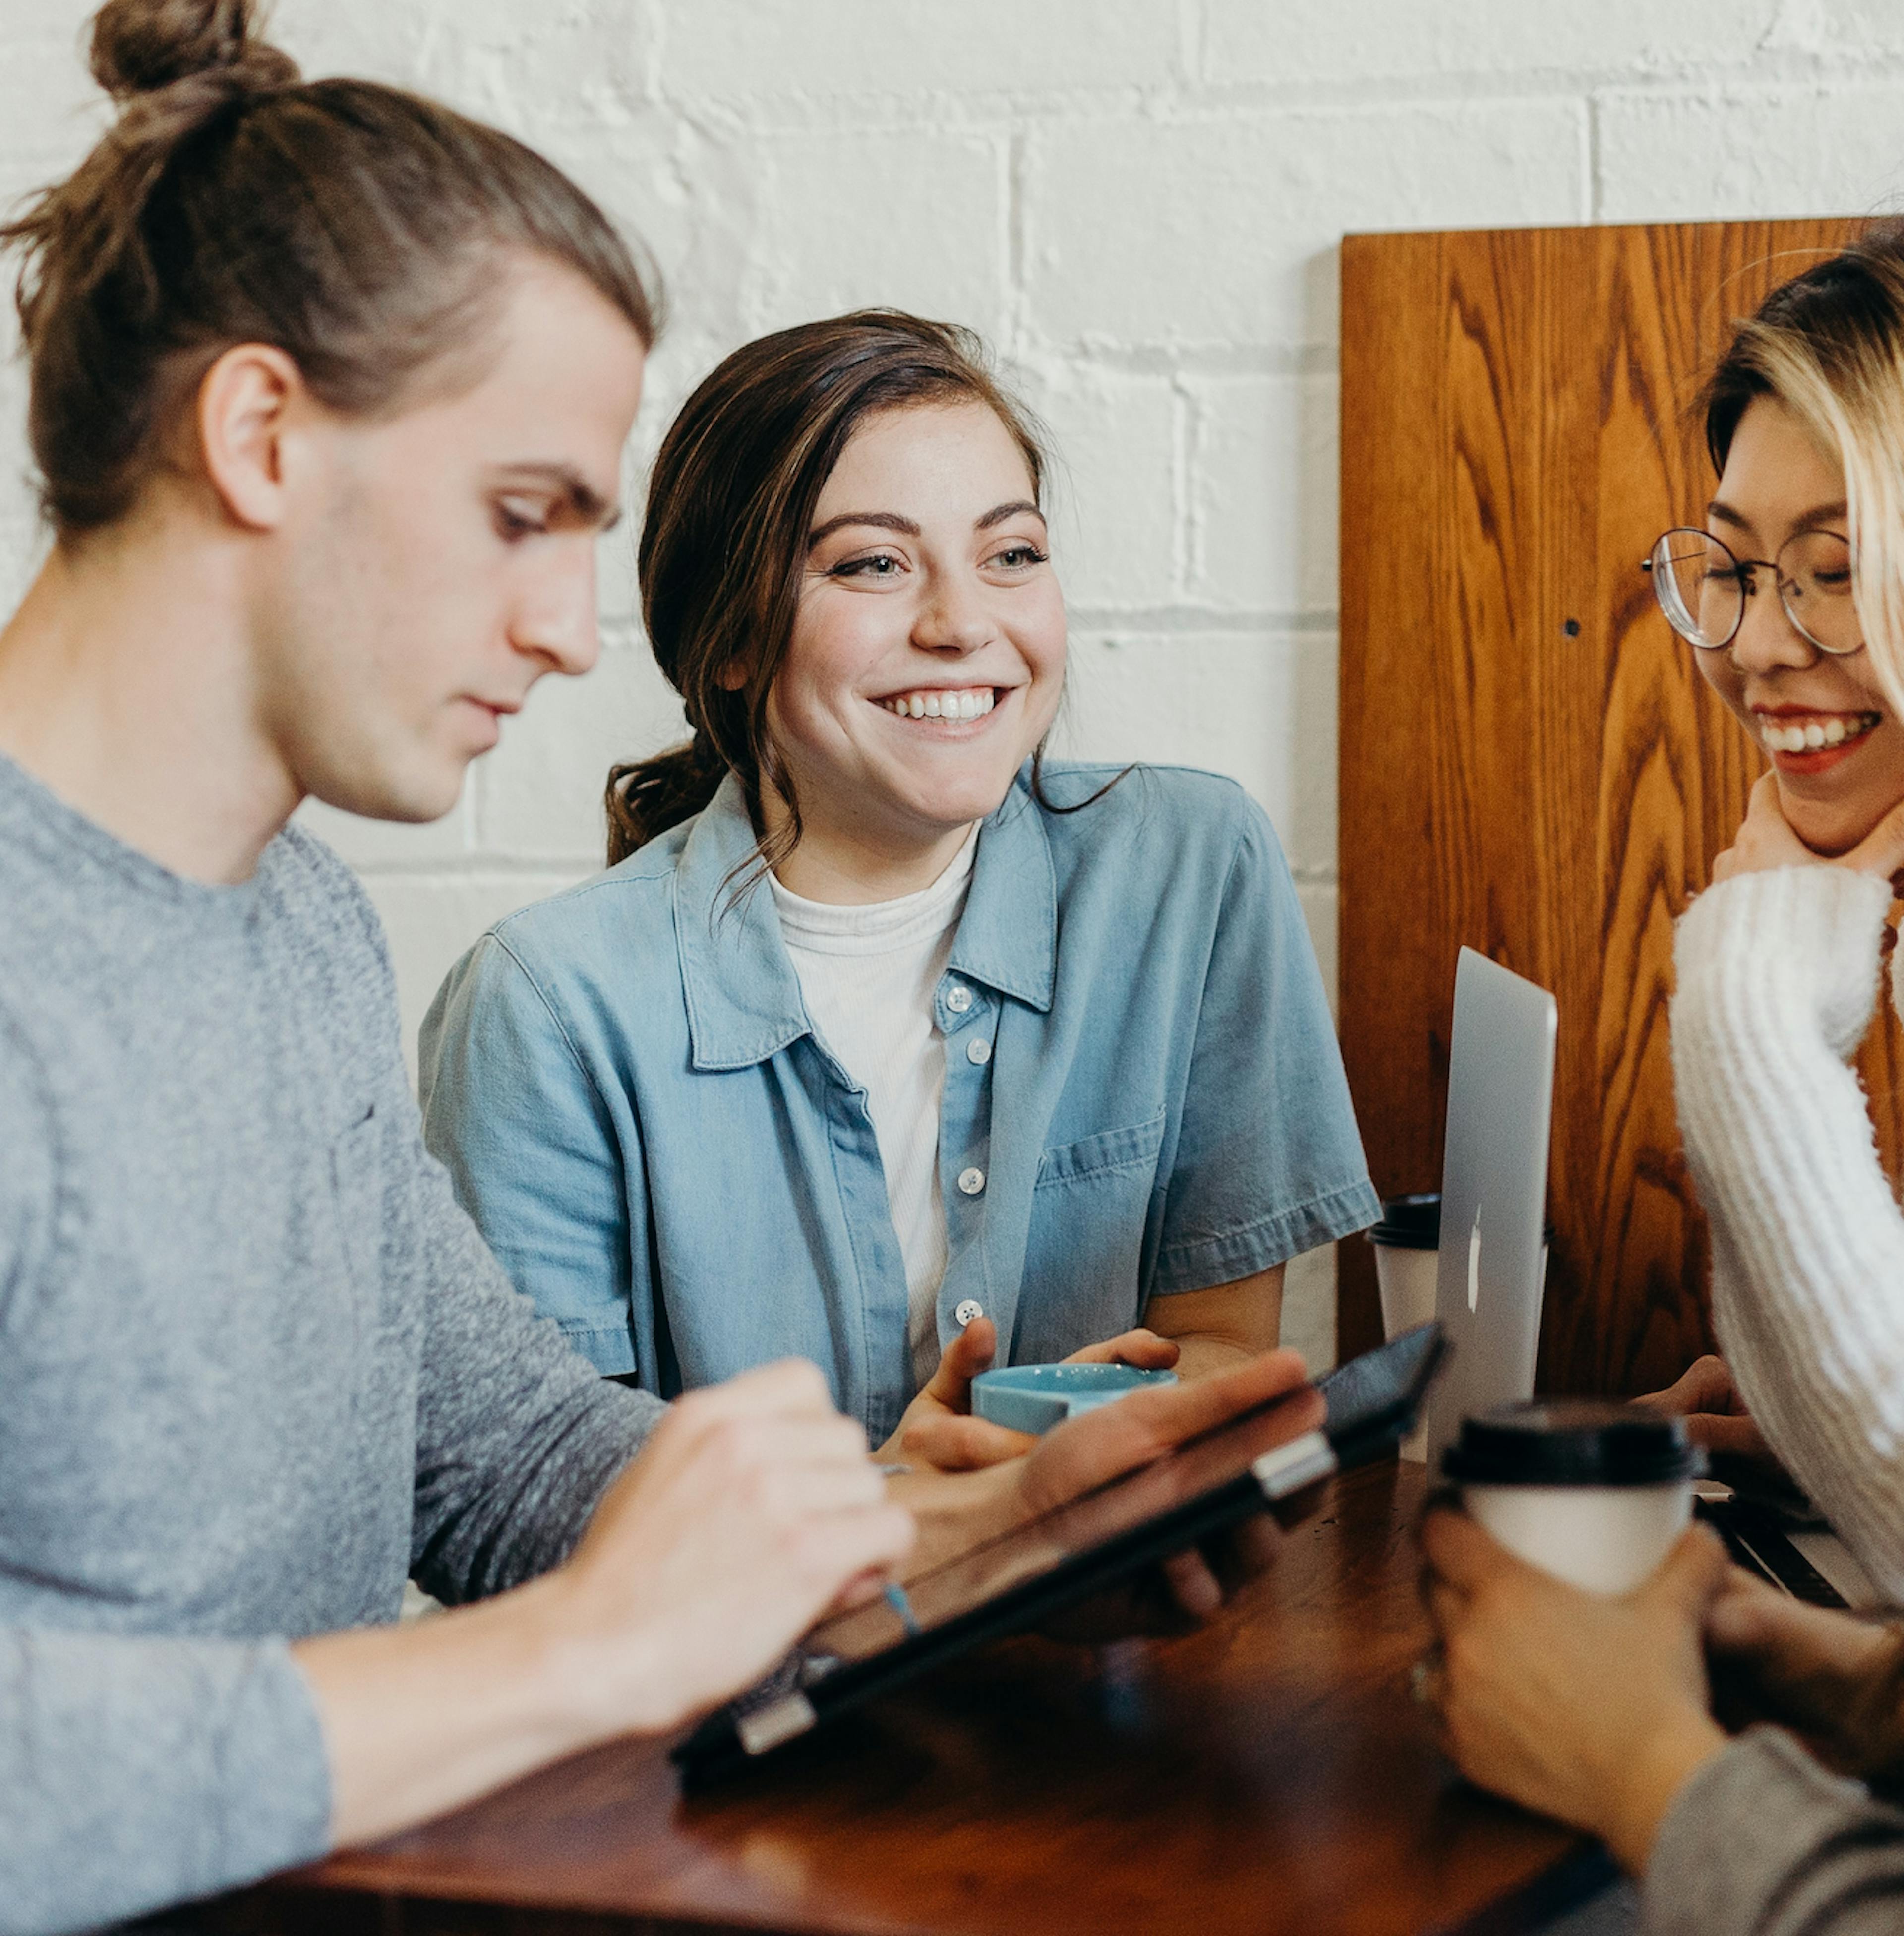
204, 1459, 1606, 1936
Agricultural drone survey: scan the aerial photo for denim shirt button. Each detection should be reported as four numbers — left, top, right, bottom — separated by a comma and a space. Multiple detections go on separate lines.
946, 984, 974, 1014
954, 1298, 983, 1326
956, 1166, 986, 1196
966, 1037, 992, 1066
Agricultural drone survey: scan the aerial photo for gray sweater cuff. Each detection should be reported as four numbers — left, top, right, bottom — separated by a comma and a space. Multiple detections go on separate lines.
1643, 1726, 1904, 1935
0, 1630, 331, 1935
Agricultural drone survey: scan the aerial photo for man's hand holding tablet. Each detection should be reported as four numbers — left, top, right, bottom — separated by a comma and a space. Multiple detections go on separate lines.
299, 1360, 917, 1844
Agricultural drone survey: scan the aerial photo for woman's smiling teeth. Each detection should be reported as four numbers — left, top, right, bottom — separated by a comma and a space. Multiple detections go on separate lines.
1759, 710, 1882, 753
880, 687, 996, 721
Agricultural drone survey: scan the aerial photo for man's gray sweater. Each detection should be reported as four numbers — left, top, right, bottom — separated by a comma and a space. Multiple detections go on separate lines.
0, 753, 663, 1934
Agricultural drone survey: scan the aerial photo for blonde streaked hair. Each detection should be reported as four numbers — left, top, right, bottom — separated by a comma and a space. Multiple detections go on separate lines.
1703, 225, 1904, 715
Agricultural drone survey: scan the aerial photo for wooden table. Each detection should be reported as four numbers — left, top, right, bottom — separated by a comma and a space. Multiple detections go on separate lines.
202, 1460, 1609, 1936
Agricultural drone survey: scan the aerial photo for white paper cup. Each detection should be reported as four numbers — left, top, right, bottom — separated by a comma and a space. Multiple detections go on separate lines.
1369, 1195, 1552, 1462
1375, 1248, 1438, 1462
1461, 1480, 1692, 1595
1368, 1195, 1441, 1460
1443, 1401, 1704, 1596
1375, 1244, 1439, 1343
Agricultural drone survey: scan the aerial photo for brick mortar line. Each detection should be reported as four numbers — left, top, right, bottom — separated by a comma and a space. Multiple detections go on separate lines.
1587, 87, 1605, 225
1185, 65, 1904, 112
1174, 374, 1200, 598
1175, 0, 1202, 93
1068, 607, 1338, 633
642, 343, 1344, 399
14, 62, 1904, 165
1032, 343, 1339, 376
628, 62, 1904, 137
595, 611, 1341, 645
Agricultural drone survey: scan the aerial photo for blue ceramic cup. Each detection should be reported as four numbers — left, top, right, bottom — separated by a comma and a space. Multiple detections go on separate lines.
971, 1362, 1179, 1435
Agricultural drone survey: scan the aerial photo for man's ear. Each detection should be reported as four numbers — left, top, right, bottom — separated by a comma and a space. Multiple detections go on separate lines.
195, 343, 308, 532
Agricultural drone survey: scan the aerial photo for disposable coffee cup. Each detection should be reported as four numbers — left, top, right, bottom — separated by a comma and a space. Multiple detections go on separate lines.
1441, 1400, 1706, 1596
1367, 1194, 1554, 1461
1368, 1195, 1440, 1460
1368, 1194, 1441, 1335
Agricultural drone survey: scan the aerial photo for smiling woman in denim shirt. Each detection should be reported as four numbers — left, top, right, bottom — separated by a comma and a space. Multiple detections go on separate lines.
418, 309, 1378, 1466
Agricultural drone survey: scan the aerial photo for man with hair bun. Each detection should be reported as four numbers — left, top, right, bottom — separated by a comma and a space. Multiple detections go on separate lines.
0, 6, 1312, 1930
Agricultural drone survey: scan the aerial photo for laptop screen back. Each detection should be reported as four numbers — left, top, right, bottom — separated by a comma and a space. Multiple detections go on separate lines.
1423, 948, 1557, 1473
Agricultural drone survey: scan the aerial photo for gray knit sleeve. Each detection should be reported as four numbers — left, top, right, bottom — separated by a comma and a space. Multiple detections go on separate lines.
1644, 1727, 1904, 1935
1670, 868, 1904, 1600
0, 1631, 330, 1936
397, 1098, 666, 1604
299, 844, 667, 1605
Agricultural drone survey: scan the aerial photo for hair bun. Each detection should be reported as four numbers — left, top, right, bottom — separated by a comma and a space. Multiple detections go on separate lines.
89, 0, 298, 102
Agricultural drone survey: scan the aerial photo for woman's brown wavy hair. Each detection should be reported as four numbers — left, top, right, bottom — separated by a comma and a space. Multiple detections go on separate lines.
606, 310, 1051, 873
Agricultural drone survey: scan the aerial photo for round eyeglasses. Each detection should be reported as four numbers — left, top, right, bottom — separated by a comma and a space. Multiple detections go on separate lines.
1643, 526, 1861, 656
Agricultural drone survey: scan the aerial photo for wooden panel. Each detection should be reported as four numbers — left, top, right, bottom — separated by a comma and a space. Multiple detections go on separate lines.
1338, 218, 1894, 1392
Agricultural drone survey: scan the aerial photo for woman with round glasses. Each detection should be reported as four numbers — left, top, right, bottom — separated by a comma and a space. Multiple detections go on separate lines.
1414, 231, 1904, 1932
1646, 426, 1904, 862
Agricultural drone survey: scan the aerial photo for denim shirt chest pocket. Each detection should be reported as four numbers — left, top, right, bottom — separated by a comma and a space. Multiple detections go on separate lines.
1021, 1109, 1168, 1339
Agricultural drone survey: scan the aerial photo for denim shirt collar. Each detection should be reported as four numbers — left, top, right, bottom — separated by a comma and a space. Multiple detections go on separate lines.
946, 775, 1057, 1014
674, 768, 1057, 1073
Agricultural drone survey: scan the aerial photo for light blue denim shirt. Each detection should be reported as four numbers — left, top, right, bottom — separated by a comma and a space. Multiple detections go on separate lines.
418, 762, 1378, 1444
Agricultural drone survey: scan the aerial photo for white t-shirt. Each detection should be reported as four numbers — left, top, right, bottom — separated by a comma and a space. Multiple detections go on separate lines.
769, 830, 978, 1387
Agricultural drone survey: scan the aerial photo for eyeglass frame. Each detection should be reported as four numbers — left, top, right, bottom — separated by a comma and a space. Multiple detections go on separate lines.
1641, 524, 1863, 657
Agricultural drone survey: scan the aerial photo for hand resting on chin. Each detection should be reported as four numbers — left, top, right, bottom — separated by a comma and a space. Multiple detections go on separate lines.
1714, 770, 1904, 891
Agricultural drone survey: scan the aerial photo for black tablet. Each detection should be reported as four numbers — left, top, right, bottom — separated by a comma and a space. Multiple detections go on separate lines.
673, 1322, 1448, 1787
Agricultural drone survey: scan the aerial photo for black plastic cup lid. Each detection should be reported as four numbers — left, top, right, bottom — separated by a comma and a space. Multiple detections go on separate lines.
1441, 1400, 1706, 1487
1368, 1193, 1440, 1249
1368, 1194, 1557, 1253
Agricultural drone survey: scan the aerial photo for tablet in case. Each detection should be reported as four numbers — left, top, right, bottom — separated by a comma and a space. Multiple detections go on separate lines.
673, 1322, 1447, 1787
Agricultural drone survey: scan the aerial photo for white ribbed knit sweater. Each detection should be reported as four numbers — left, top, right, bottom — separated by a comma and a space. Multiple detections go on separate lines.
1672, 865, 1904, 1598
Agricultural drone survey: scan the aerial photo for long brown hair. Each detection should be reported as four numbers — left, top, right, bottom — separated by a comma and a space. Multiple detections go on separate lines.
606, 310, 1050, 872
3, 0, 658, 536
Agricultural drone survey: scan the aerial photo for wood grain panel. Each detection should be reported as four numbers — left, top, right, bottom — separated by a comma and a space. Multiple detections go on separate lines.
1338, 218, 1894, 1393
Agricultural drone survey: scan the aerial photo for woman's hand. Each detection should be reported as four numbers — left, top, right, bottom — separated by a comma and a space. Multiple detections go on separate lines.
1706, 1567, 1904, 1774
1635, 1353, 1779, 1469
1014, 1346, 1316, 1628
877, 1317, 1032, 1471
876, 1317, 1181, 1473
890, 1348, 1317, 1630
1419, 1507, 1729, 1874
1064, 1327, 1183, 1370
1714, 771, 1904, 884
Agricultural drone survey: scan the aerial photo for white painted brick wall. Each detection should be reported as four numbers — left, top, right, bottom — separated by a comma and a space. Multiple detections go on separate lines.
7, 0, 1904, 1367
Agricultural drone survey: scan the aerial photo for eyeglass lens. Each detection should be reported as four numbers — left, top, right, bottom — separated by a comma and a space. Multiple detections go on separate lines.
1649, 527, 1859, 655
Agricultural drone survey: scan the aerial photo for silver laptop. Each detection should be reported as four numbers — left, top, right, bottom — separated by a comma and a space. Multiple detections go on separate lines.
1422, 948, 1558, 1474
